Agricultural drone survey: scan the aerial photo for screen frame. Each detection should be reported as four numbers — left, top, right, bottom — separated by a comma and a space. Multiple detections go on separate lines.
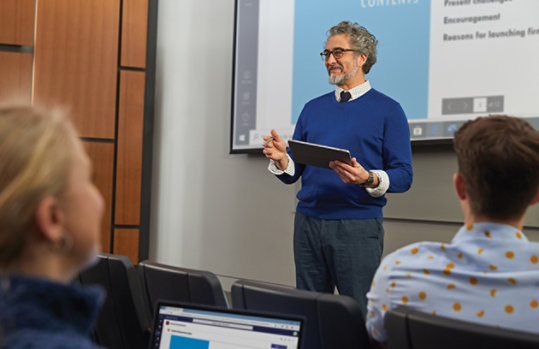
229, 0, 539, 154
149, 300, 305, 349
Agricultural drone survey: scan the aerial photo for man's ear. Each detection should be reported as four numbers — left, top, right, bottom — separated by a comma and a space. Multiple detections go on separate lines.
34, 197, 64, 243
357, 53, 367, 67
453, 173, 467, 200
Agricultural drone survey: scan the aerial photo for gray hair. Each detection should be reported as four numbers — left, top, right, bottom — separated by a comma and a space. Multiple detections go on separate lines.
327, 21, 378, 74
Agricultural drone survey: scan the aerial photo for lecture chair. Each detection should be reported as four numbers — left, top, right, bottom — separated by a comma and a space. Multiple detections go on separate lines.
137, 260, 228, 318
385, 306, 539, 349
231, 279, 371, 349
76, 253, 151, 349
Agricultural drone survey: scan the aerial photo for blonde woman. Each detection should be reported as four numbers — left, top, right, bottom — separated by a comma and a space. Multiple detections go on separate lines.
0, 106, 105, 348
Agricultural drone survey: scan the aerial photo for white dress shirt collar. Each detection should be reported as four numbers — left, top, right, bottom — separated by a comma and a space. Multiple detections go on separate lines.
335, 80, 371, 102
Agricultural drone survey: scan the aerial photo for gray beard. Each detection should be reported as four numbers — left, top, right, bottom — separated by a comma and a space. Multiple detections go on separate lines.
328, 65, 359, 85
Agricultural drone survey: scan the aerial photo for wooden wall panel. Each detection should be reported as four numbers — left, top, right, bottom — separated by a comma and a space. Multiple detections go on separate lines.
0, 0, 35, 46
113, 228, 139, 264
84, 141, 115, 253
0, 52, 33, 103
121, 0, 148, 68
115, 70, 145, 225
32, 0, 120, 139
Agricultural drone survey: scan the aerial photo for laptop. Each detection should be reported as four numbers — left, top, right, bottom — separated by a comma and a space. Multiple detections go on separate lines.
149, 300, 304, 349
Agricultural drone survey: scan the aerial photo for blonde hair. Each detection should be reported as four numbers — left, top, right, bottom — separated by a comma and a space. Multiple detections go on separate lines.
0, 105, 79, 266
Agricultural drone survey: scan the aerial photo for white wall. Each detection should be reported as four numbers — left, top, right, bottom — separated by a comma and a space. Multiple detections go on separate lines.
150, 0, 539, 287
150, 0, 298, 285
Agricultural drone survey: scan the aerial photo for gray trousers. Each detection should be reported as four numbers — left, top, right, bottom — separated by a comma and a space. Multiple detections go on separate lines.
293, 211, 384, 317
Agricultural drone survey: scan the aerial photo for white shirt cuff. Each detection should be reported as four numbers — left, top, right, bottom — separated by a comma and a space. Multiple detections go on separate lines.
268, 154, 295, 176
365, 170, 389, 197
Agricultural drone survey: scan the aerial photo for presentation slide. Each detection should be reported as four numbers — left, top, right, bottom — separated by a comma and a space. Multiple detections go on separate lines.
231, 0, 539, 152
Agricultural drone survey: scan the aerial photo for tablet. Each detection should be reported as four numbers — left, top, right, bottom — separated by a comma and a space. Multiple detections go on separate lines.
288, 140, 352, 169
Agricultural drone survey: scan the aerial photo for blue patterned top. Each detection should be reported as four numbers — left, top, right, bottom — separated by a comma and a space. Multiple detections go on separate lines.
0, 274, 104, 349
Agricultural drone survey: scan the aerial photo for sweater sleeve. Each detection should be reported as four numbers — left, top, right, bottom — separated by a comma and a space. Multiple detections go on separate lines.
383, 104, 413, 193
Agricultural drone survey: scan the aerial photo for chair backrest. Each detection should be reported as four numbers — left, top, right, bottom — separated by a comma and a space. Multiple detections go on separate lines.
137, 260, 228, 317
76, 253, 151, 349
231, 279, 370, 349
384, 306, 411, 349
385, 307, 539, 349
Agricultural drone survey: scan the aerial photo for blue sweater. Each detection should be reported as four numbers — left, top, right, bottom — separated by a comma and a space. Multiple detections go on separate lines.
0, 275, 104, 349
278, 89, 413, 219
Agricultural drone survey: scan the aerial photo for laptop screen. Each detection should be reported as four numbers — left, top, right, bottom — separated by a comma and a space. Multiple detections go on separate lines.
150, 302, 303, 349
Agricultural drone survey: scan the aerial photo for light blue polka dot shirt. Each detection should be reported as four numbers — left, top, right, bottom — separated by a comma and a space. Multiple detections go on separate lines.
366, 222, 539, 342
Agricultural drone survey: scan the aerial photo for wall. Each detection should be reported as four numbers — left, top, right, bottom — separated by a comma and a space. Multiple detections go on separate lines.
151, 0, 539, 287
0, 0, 155, 264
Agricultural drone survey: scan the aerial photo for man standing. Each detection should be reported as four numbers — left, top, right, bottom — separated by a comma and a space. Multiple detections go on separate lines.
263, 21, 413, 316
366, 115, 539, 343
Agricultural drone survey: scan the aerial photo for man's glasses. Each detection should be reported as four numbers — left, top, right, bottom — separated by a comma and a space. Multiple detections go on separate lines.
320, 48, 358, 60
